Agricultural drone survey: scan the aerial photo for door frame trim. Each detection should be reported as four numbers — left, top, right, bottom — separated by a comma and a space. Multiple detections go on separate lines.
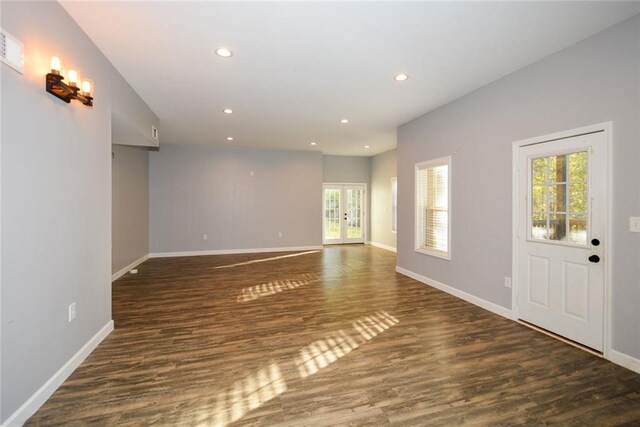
511, 122, 612, 357
322, 182, 368, 244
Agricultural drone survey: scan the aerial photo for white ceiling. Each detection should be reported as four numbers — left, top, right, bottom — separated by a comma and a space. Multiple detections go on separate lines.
62, 1, 640, 156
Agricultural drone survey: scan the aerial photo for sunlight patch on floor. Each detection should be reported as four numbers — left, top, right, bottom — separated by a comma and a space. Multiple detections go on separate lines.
198, 363, 287, 427
237, 273, 321, 302
295, 310, 400, 379
215, 250, 320, 269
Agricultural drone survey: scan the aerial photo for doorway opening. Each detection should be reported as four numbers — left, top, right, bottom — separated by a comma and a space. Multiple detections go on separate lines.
322, 183, 366, 245
512, 123, 611, 354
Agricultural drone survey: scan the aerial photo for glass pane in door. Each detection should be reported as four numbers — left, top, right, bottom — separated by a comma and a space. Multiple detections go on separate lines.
530, 151, 588, 244
324, 188, 341, 240
346, 188, 363, 239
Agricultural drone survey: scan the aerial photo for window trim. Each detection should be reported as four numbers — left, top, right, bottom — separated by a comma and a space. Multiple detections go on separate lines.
391, 177, 398, 233
414, 156, 452, 260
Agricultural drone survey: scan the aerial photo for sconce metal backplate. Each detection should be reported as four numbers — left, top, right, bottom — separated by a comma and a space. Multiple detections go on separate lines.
46, 73, 94, 106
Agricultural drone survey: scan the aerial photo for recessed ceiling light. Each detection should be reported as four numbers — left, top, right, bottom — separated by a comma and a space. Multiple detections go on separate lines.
216, 47, 233, 58
223, 108, 233, 114
310, 142, 317, 146
395, 73, 409, 82
364, 145, 370, 149
340, 119, 349, 124
226, 137, 234, 141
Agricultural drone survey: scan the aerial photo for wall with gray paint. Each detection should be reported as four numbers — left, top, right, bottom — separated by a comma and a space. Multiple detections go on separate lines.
397, 15, 640, 359
0, 2, 158, 422
150, 145, 323, 253
371, 149, 397, 250
322, 155, 372, 243
322, 155, 371, 184
112, 145, 149, 275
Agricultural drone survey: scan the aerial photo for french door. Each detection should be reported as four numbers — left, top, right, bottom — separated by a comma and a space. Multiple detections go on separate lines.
517, 131, 606, 351
323, 184, 366, 244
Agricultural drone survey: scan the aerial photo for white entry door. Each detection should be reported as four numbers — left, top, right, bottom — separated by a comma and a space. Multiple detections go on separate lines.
323, 184, 366, 244
517, 131, 606, 351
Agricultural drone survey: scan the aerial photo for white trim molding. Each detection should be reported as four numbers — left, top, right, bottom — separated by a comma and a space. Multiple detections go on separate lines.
149, 245, 323, 259
395, 266, 513, 320
1, 321, 114, 427
609, 350, 640, 375
368, 241, 397, 253
112, 254, 150, 282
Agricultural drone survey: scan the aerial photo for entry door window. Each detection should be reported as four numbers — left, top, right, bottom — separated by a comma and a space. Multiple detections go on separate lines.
530, 151, 588, 245
346, 187, 363, 239
324, 188, 342, 241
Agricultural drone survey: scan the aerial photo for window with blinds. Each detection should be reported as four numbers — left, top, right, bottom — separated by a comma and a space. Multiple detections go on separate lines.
415, 157, 451, 259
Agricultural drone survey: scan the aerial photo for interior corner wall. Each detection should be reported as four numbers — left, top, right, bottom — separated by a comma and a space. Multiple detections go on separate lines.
322, 155, 372, 242
149, 144, 323, 254
397, 15, 640, 360
370, 149, 397, 250
112, 145, 149, 275
0, 1, 158, 422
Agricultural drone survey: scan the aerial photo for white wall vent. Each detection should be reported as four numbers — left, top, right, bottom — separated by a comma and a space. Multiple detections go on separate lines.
0, 28, 24, 74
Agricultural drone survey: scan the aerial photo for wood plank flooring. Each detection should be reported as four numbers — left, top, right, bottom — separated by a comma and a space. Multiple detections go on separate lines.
27, 245, 640, 426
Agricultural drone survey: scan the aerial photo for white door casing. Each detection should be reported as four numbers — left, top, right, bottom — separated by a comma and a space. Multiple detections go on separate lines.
515, 129, 607, 352
322, 183, 366, 245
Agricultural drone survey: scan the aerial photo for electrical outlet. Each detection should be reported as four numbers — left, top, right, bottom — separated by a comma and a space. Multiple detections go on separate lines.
630, 217, 640, 233
504, 277, 512, 289
203, 234, 208, 240
68, 303, 76, 322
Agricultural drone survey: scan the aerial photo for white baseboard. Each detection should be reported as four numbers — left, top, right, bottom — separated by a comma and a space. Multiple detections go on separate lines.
609, 349, 640, 374
368, 241, 397, 253
149, 245, 323, 258
2, 320, 114, 427
112, 254, 149, 282
395, 266, 513, 320
395, 267, 640, 375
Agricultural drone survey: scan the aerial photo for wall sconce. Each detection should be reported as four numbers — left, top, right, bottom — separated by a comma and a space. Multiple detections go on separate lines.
45, 56, 94, 106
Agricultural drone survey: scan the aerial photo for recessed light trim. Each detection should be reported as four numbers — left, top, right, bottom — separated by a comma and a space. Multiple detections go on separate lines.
310, 142, 317, 146
216, 47, 233, 58
364, 145, 370, 149
226, 137, 234, 141
340, 119, 349, 124
223, 108, 233, 114
395, 73, 409, 82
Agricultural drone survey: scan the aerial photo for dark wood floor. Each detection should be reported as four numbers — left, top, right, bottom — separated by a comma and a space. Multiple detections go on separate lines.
28, 245, 640, 426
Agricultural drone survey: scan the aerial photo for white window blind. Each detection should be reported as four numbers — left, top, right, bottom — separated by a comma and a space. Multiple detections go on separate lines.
415, 157, 450, 259
391, 177, 398, 232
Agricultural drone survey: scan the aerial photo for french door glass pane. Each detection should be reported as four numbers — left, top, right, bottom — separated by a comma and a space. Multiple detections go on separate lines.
530, 151, 588, 244
347, 188, 363, 239
324, 189, 341, 240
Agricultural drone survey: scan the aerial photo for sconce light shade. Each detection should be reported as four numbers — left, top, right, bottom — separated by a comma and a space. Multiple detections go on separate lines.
50, 56, 62, 75
66, 69, 80, 87
81, 79, 93, 97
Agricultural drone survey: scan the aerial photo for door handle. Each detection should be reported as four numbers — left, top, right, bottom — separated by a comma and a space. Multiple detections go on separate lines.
588, 255, 600, 263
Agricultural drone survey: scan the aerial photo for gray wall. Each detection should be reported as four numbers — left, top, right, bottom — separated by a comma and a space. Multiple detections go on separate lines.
1, 1, 158, 422
322, 155, 371, 184
397, 15, 640, 359
371, 149, 397, 250
322, 155, 372, 242
150, 144, 323, 253
112, 145, 149, 275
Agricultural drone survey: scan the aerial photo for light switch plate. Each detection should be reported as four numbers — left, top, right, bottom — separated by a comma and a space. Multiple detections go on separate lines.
630, 217, 640, 233
1, 28, 24, 74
